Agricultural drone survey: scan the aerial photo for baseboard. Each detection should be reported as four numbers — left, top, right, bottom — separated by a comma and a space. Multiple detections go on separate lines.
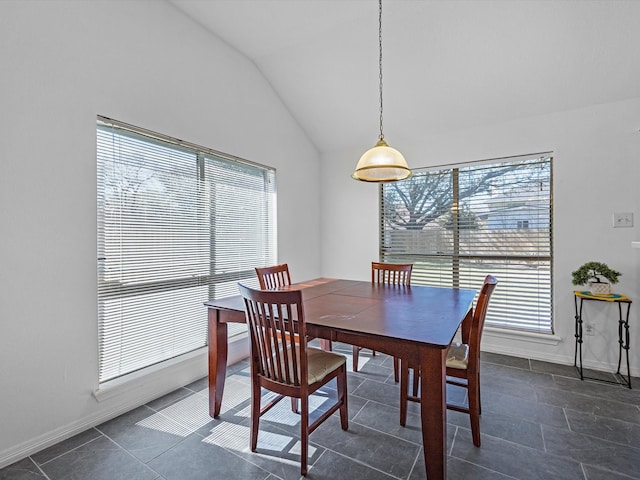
481, 343, 573, 366
481, 343, 628, 373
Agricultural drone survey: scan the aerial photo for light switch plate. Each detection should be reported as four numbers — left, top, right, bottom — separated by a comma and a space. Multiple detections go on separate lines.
613, 212, 634, 228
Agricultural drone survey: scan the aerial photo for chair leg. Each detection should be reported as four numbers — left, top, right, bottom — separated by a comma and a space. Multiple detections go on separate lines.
468, 373, 481, 447
320, 339, 333, 351
300, 396, 309, 475
337, 367, 349, 430
352, 345, 360, 372
399, 360, 409, 427
478, 375, 482, 415
393, 357, 399, 383
412, 366, 420, 397
291, 397, 298, 413
250, 381, 261, 451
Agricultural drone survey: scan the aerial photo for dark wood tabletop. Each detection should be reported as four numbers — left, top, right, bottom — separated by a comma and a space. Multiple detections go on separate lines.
205, 278, 475, 348
205, 277, 477, 480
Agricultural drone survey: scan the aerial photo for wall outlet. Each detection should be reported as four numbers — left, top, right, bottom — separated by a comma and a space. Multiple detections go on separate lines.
584, 324, 595, 336
613, 212, 633, 228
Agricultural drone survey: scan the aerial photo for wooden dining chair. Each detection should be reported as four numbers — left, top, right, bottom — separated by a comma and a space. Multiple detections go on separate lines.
399, 275, 498, 447
255, 263, 292, 290
238, 284, 348, 476
352, 262, 413, 381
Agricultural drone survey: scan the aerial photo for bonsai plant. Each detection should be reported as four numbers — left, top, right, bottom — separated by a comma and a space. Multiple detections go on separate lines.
571, 261, 621, 295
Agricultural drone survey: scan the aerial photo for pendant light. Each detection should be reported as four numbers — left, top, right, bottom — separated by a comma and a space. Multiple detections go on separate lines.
352, 0, 411, 183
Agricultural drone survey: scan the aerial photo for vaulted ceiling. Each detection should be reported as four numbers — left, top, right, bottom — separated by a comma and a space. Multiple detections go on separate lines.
170, 0, 640, 153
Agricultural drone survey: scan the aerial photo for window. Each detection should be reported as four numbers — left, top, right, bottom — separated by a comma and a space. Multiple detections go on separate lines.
380, 154, 553, 333
97, 117, 276, 383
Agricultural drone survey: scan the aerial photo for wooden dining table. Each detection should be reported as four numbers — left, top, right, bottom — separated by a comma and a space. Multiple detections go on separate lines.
204, 277, 477, 480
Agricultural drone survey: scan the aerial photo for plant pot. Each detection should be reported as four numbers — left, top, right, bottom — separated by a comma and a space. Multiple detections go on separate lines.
589, 281, 611, 296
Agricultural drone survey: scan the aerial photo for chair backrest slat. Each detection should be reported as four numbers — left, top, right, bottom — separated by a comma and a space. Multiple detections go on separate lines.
255, 264, 292, 290
249, 298, 273, 379
467, 275, 498, 368
371, 262, 413, 286
239, 283, 306, 387
265, 302, 280, 380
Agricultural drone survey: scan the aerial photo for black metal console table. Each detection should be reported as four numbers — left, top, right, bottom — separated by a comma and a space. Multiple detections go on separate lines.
573, 290, 632, 389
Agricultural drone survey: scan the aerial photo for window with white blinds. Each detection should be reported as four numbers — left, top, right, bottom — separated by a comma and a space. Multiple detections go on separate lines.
381, 155, 553, 333
97, 117, 276, 383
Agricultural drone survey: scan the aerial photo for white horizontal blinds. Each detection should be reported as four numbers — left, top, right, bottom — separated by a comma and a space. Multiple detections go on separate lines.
97, 119, 276, 382
205, 157, 276, 300
457, 158, 552, 332
381, 156, 553, 333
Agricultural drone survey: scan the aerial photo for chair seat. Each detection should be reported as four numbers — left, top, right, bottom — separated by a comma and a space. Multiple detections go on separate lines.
446, 342, 469, 370
307, 348, 347, 384
276, 347, 346, 385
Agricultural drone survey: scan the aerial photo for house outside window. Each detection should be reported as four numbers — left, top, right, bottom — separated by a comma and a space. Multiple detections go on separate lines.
380, 154, 553, 333
517, 220, 530, 229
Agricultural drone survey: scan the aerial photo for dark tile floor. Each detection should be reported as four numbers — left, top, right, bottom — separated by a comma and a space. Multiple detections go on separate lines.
2, 343, 639, 480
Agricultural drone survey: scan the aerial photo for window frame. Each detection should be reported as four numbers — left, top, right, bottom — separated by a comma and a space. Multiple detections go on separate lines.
380, 153, 553, 334
97, 116, 276, 383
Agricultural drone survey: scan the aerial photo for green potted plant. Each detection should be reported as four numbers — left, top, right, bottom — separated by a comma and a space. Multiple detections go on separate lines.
571, 261, 621, 295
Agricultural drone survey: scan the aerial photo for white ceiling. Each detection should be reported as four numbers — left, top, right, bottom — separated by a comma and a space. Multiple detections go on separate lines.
169, 0, 640, 153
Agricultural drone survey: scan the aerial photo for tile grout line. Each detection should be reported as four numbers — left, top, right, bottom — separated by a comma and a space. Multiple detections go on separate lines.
447, 456, 522, 480
562, 407, 571, 432
448, 425, 458, 457
311, 446, 402, 480
32, 428, 103, 467
348, 417, 423, 448
95, 427, 165, 477
579, 462, 588, 480
198, 434, 281, 480
406, 445, 421, 480
30, 456, 53, 480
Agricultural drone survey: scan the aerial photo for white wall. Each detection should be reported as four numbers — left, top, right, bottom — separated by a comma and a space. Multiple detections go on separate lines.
0, 0, 320, 467
321, 98, 640, 375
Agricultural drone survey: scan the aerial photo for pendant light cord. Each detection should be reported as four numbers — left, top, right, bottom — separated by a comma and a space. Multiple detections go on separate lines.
352, 0, 411, 182
378, 0, 384, 142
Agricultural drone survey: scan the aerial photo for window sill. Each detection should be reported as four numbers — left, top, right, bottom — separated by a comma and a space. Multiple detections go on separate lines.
93, 333, 249, 403
94, 348, 208, 402
483, 326, 562, 345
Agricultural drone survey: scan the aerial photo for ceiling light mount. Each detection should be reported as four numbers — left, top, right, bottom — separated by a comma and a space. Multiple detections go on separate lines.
352, 0, 411, 183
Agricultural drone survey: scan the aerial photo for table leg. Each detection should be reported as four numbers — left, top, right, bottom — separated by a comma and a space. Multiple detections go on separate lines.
623, 303, 632, 389
420, 347, 448, 480
617, 302, 624, 375
574, 297, 584, 380
208, 309, 228, 418
617, 302, 632, 389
